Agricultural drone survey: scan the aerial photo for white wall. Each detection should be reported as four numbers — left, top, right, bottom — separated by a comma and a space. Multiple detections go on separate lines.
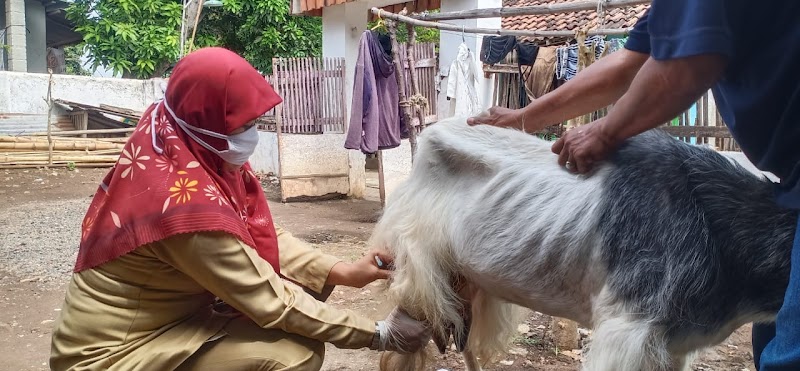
250, 131, 279, 175
278, 133, 351, 200
0, 71, 165, 134
0, 71, 164, 114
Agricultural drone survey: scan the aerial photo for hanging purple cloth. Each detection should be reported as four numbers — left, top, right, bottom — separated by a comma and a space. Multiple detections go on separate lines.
345, 31, 402, 154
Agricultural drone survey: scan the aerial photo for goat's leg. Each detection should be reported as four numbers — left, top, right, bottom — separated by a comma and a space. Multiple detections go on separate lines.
462, 349, 482, 371
668, 351, 696, 371
583, 316, 670, 371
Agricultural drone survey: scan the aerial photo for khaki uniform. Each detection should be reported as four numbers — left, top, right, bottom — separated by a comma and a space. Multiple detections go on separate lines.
50, 227, 376, 371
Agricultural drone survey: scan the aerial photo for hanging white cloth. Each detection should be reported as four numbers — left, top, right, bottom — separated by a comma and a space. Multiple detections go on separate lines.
446, 42, 482, 117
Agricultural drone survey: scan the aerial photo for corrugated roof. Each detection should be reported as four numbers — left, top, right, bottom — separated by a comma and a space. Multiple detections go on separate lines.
502, 0, 649, 44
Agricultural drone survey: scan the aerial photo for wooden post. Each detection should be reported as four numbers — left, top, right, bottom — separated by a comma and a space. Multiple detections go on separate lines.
386, 15, 418, 161
46, 68, 54, 166
272, 60, 287, 203
405, 22, 428, 139
377, 151, 386, 207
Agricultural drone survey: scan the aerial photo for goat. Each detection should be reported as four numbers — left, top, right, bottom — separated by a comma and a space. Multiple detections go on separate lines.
370, 117, 797, 371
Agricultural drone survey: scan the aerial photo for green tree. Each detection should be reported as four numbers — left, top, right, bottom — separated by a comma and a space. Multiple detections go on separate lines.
63, 45, 92, 76
196, 0, 322, 74
66, 0, 183, 78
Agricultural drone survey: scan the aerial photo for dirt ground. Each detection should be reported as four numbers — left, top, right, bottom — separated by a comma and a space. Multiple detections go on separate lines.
0, 167, 756, 370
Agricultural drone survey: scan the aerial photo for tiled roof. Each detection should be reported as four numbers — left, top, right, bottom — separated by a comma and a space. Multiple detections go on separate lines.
502, 0, 649, 44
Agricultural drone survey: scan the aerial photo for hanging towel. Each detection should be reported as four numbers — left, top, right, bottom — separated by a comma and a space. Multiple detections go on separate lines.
516, 42, 540, 66
345, 30, 402, 155
523, 46, 558, 100
555, 35, 607, 81
447, 42, 483, 117
480, 35, 517, 65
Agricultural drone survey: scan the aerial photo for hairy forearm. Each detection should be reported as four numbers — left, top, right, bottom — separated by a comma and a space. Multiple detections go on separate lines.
600, 54, 727, 144
523, 49, 648, 130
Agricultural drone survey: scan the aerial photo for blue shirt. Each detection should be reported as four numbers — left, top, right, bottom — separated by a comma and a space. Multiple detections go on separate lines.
625, 1, 800, 209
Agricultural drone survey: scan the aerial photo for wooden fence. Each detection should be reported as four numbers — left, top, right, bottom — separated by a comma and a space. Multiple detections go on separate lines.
397, 42, 439, 131
266, 57, 347, 134
260, 44, 438, 136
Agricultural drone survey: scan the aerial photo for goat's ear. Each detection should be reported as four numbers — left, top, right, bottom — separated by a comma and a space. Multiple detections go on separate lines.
433, 326, 451, 354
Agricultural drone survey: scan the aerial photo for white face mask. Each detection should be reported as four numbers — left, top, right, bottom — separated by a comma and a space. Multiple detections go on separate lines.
161, 99, 259, 166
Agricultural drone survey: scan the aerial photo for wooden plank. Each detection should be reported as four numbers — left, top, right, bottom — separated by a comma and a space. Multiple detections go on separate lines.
660, 125, 732, 138
297, 58, 306, 133
321, 58, 329, 133
338, 58, 347, 133
411, 0, 651, 21
415, 57, 437, 68
289, 58, 299, 133
302, 58, 313, 133
317, 58, 325, 133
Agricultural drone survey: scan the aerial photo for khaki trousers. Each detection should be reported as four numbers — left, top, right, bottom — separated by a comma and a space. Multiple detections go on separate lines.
176, 316, 325, 371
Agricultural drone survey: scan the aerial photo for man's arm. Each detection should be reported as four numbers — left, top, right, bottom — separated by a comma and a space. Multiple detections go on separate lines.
553, 53, 727, 173
467, 48, 648, 131
601, 54, 727, 144
524, 48, 649, 129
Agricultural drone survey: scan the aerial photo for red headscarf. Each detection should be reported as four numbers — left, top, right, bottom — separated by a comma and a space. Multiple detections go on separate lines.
74, 47, 283, 273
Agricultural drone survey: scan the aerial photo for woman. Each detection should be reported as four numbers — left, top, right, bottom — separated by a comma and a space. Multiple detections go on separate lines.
50, 47, 430, 371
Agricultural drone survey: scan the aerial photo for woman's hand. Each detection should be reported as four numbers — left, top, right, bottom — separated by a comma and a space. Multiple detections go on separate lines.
551, 119, 620, 174
327, 249, 394, 288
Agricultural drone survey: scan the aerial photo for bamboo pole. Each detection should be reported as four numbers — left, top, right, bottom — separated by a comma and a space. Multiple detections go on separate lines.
371, 8, 634, 38
0, 135, 129, 144
46, 69, 54, 165
0, 162, 117, 169
27, 127, 135, 136
411, 0, 650, 21
0, 142, 124, 151
386, 15, 418, 161
0, 154, 120, 163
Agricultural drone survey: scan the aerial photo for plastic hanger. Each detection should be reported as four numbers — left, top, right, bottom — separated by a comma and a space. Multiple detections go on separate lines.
371, 10, 386, 31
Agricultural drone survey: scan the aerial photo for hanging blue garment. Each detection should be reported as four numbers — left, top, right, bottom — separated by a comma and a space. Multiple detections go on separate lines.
555, 36, 607, 81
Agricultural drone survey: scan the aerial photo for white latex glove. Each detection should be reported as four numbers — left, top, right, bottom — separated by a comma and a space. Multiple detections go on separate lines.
374, 307, 432, 354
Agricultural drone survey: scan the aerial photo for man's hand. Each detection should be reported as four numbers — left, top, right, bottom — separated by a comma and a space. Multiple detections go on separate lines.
551, 119, 619, 174
327, 249, 394, 288
467, 107, 526, 129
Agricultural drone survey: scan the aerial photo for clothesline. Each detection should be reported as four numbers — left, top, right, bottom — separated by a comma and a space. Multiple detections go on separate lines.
370, 8, 634, 38
411, 0, 651, 22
